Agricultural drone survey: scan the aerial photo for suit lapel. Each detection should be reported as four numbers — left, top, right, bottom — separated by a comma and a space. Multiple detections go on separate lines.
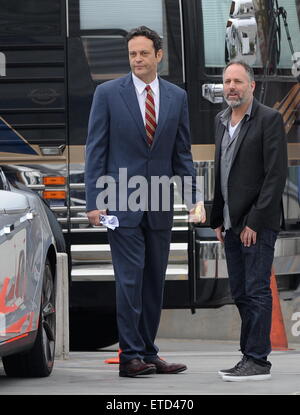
231, 98, 258, 165
151, 78, 171, 150
119, 74, 148, 144
215, 118, 225, 176
216, 100, 256, 169
231, 118, 251, 166
119, 74, 171, 149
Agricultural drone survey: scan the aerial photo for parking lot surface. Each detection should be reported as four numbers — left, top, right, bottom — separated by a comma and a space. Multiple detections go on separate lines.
1, 339, 300, 397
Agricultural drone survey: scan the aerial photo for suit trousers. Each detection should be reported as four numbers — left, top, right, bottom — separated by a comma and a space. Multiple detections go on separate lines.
107, 213, 172, 363
224, 228, 278, 362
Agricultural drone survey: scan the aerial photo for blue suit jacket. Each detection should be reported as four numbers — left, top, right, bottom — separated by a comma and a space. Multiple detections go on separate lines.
85, 73, 198, 229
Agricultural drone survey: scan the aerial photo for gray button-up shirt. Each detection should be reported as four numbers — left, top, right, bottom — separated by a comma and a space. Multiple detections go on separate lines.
220, 101, 253, 230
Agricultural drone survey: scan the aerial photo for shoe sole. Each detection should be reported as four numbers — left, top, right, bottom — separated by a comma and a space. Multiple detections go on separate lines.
119, 367, 156, 377
222, 374, 271, 382
218, 371, 231, 377
156, 366, 187, 374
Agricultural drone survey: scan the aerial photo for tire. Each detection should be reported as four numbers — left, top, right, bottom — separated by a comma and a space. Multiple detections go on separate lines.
3, 259, 56, 377
41, 200, 66, 253
69, 309, 118, 351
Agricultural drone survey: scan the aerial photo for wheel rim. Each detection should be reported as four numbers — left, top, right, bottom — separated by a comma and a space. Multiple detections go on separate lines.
41, 263, 55, 367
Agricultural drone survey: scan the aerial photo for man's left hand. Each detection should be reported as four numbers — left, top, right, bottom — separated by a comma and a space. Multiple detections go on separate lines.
240, 226, 257, 247
188, 202, 206, 223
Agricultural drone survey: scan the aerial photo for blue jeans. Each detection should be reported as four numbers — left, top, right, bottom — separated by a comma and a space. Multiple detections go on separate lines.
224, 228, 278, 362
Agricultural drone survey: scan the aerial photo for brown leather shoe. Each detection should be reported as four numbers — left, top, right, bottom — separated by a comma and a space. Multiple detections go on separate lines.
119, 358, 156, 377
147, 357, 187, 374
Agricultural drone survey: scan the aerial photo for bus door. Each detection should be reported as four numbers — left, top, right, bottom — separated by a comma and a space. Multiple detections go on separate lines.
0, 0, 68, 229
184, 0, 300, 305
66, 0, 192, 349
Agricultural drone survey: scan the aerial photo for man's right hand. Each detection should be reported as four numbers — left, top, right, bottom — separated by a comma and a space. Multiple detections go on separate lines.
86, 209, 107, 226
214, 226, 224, 244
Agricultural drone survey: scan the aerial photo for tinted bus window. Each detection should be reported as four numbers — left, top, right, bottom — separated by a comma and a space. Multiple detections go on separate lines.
80, 0, 164, 33
0, 0, 62, 36
201, 0, 300, 75
78, 0, 182, 83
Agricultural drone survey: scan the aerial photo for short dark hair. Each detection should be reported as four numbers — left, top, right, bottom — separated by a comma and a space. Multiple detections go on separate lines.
126, 26, 162, 54
223, 60, 255, 82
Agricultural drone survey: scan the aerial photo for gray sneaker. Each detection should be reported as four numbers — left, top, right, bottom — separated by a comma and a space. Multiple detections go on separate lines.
218, 355, 248, 377
222, 357, 271, 382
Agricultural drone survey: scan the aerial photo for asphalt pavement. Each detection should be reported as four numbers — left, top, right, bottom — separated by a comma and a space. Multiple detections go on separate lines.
0, 339, 300, 399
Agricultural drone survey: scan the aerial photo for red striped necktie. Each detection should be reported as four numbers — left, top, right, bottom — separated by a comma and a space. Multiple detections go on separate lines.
145, 85, 157, 146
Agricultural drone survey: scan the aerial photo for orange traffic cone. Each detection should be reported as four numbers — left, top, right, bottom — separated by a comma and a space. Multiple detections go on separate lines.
104, 348, 121, 364
270, 269, 290, 351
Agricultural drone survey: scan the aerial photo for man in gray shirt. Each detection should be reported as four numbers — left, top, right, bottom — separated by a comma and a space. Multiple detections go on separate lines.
220, 102, 252, 230
211, 60, 287, 382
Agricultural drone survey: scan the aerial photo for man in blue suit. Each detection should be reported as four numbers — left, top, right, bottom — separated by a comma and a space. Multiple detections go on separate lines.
85, 26, 205, 377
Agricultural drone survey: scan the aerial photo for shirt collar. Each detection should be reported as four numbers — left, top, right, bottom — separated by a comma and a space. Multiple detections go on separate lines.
132, 72, 159, 96
220, 98, 253, 126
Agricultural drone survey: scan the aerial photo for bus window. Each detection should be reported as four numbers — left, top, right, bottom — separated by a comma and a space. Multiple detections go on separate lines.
0, 0, 62, 36
77, 0, 182, 83
201, 0, 300, 76
277, 0, 300, 69
201, 0, 233, 70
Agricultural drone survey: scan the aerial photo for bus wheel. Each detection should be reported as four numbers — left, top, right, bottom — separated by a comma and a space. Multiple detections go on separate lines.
3, 259, 56, 377
69, 309, 118, 351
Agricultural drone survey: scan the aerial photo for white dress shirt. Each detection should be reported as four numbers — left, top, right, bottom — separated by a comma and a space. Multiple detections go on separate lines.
132, 72, 160, 125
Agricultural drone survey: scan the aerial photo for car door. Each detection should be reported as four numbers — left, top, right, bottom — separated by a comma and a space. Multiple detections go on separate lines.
0, 189, 35, 342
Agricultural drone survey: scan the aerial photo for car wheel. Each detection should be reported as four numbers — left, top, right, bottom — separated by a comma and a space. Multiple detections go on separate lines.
2, 259, 56, 377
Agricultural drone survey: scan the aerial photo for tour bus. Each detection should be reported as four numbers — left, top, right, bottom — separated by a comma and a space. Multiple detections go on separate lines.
0, 0, 299, 349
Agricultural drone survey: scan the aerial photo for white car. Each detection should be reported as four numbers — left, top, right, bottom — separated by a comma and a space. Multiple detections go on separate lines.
0, 170, 62, 377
